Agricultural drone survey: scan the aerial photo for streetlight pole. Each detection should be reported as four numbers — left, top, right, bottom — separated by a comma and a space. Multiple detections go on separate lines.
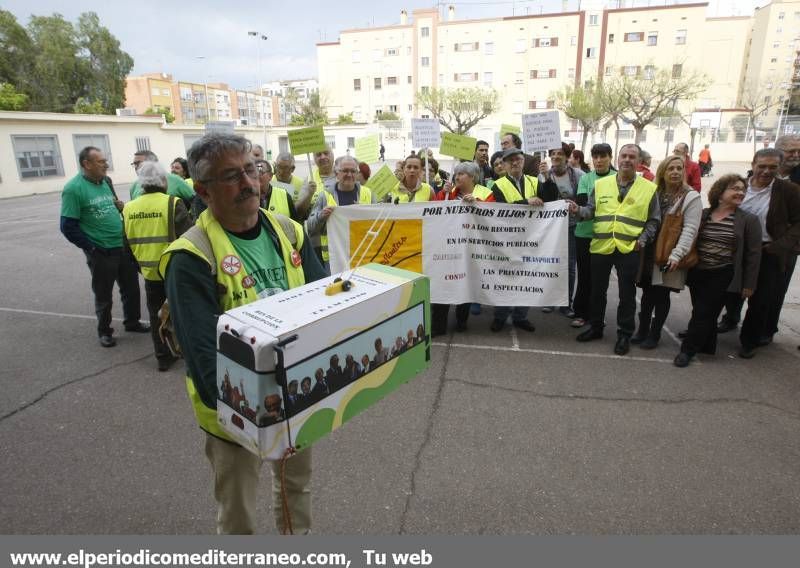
248, 31, 269, 155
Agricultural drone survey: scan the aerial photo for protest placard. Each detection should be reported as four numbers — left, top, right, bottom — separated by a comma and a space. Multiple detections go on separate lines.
355, 134, 380, 163
500, 123, 521, 136
521, 111, 561, 154
411, 118, 441, 149
439, 132, 478, 161
288, 126, 327, 155
364, 164, 399, 200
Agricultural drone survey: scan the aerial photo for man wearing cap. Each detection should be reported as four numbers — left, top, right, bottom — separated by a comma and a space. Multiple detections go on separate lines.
500, 132, 539, 176
489, 147, 559, 333
568, 143, 661, 355
123, 161, 192, 370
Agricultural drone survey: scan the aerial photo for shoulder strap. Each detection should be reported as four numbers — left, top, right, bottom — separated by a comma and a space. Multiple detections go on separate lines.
104, 176, 119, 200
167, 195, 176, 242
270, 213, 299, 247
182, 224, 217, 275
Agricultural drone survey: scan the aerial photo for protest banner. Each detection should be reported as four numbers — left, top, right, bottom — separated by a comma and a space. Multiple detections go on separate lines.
521, 111, 561, 154
500, 123, 521, 136
411, 118, 441, 149
355, 134, 380, 163
365, 164, 399, 200
288, 126, 327, 155
439, 132, 478, 161
327, 201, 568, 306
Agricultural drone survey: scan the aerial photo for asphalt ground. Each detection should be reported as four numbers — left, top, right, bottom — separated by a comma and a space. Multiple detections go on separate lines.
1, 171, 799, 535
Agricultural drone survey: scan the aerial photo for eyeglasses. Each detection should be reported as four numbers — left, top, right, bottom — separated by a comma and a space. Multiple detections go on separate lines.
200, 166, 259, 185
338, 168, 358, 175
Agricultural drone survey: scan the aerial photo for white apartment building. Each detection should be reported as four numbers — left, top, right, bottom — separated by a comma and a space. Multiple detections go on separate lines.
261, 78, 319, 100
317, 2, 798, 146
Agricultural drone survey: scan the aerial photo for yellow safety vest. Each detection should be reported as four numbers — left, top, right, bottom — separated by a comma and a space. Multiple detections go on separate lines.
590, 175, 656, 255
263, 185, 291, 217
493, 175, 539, 202
320, 186, 373, 261
273, 175, 303, 200
471, 184, 493, 201
159, 209, 306, 442
310, 167, 334, 207
123, 192, 178, 281
388, 182, 434, 203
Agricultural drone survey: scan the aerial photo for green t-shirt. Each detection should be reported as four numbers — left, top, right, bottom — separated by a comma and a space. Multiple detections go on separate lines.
60, 174, 123, 249
130, 172, 195, 201
227, 228, 289, 298
575, 168, 615, 239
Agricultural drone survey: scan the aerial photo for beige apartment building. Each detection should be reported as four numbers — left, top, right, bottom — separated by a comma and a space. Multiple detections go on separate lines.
317, 1, 799, 146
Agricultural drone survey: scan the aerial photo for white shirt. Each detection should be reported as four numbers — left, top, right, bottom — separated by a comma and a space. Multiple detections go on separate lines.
741, 178, 773, 242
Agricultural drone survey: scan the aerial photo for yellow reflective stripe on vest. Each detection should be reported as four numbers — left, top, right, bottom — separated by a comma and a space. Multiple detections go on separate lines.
493, 176, 538, 202
320, 186, 373, 261
590, 175, 656, 255
471, 184, 493, 201
389, 182, 432, 203
159, 210, 306, 443
265, 185, 291, 217
123, 192, 176, 281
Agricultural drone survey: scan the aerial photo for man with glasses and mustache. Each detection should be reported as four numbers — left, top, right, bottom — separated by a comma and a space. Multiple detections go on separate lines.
306, 155, 375, 271
159, 133, 326, 534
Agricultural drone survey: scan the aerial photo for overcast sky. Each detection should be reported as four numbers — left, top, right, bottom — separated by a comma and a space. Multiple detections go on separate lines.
3, 0, 764, 91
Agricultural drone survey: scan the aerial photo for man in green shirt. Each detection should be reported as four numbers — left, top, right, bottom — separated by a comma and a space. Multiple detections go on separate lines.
129, 150, 195, 210
60, 146, 149, 347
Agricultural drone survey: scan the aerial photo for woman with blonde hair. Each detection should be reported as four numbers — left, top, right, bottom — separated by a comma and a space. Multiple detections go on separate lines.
631, 154, 702, 349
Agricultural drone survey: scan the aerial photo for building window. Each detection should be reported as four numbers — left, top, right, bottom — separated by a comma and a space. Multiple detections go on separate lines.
421, 26, 430, 38
605, 65, 613, 76
644, 65, 655, 80
485, 42, 494, 55
180, 86, 192, 101
515, 39, 526, 53
353, 78, 361, 91
455, 42, 478, 51
571, 36, 577, 46
777, 27, 782, 33
672, 64, 683, 78
533, 37, 558, 47
374, 78, 382, 90
771, 57, 777, 63
408, 76, 412, 84
73, 134, 113, 171
623, 65, 640, 77
647, 31, 658, 46
624, 32, 642, 42
439, 73, 444, 83
586, 47, 597, 58
151, 87, 160, 96
675, 29, 687, 45
608, 33, 615, 44
421, 57, 430, 67
12, 135, 64, 179
455, 72, 478, 82
515, 72, 524, 84
589, 14, 599, 26
421, 86, 430, 94
568, 68, 575, 79
778, 11, 785, 19
352, 51, 360, 63
528, 100, 554, 110
386, 48, 398, 56
389, 105, 398, 112
483, 71, 493, 87
773, 42, 780, 48
387, 76, 397, 85
530, 69, 557, 79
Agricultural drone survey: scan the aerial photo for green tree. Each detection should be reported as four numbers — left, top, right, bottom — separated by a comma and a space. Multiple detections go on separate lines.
0, 10, 35, 93
553, 81, 605, 152
26, 14, 84, 112
288, 92, 328, 126
416, 87, 499, 134
75, 12, 133, 113
336, 112, 355, 125
607, 66, 710, 144
0, 82, 29, 110
377, 111, 400, 121
144, 106, 175, 123
73, 97, 105, 114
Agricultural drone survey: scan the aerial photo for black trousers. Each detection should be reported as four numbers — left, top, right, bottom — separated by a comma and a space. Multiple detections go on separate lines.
589, 250, 640, 337
431, 303, 470, 335
681, 265, 734, 355
740, 251, 793, 348
144, 279, 172, 361
84, 248, 141, 337
573, 236, 592, 320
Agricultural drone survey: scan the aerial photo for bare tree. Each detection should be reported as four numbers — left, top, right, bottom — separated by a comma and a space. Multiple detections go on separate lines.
598, 81, 629, 156
416, 87, 500, 134
606, 66, 710, 145
738, 78, 786, 153
553, 81, 605, 152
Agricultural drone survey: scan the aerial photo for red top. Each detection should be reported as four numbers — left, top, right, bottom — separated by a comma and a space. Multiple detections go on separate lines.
636, 164, 655, 182
684, 158, 702, 192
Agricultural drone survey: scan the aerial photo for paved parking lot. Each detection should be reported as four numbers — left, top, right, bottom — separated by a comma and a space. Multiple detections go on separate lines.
1, 176, 799, 534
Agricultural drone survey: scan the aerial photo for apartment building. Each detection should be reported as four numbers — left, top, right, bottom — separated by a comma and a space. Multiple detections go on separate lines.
317, 2, 796, 143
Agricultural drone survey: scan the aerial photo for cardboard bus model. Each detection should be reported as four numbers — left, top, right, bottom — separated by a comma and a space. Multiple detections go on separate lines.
216, 263, 431, 459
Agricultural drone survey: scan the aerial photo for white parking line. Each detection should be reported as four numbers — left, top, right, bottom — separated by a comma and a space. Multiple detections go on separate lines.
0, 307, 95, 320
433, 340, 678, 364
